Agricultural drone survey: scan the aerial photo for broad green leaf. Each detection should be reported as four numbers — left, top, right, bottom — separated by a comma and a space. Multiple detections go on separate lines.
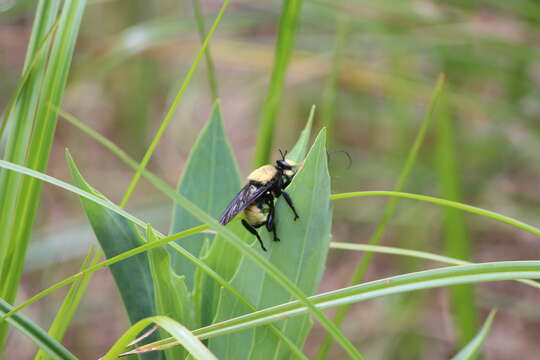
147, 226, 194, 360
451, 309, 497, 360
210, 129, 331, 359
34, 247, 100, 360
102, 316, 217, 360
66, 153, 158, 334
170, 102, 242, 290
0, 298, 77, 360
196, 105, 315, 329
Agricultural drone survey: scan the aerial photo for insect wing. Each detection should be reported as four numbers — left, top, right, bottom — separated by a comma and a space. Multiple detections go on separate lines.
219, 183, 270, 225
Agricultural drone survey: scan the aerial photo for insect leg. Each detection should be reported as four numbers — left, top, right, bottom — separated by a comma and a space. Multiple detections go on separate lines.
281, 190, 299, 220
265, 198, 280, 242
242, 219, 266, 251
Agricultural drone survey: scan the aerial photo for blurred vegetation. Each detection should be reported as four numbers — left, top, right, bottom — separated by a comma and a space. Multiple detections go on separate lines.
1, 0, 540, 359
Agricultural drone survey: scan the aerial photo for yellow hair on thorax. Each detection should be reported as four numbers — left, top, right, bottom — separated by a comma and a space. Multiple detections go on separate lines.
248, 165, 277, 183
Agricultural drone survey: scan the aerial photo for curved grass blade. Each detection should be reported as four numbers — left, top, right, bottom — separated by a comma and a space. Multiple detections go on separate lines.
0, 223, 207, 324
101, 316, 217, 360
34, 247, 100, 360
0, 298, 77, 360
329, 242, 540, 290
331, 191, 540, 237
451, 309, 497, 360
136, 262, 540, 351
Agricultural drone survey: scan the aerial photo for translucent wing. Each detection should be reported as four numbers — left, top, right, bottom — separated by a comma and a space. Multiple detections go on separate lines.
219, 183, 271, 225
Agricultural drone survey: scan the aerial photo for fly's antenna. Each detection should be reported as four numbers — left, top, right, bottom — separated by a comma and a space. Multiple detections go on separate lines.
279, 149, 288, 160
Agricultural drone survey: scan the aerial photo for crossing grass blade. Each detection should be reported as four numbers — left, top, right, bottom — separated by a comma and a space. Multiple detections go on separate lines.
451, 310, 497, 360
133, 262, 540, 352
34, 247, 101, 360
0, 298, 77, 360
0, 0, 87, 350
253, 0, 305, 167
101, 316, 217, 360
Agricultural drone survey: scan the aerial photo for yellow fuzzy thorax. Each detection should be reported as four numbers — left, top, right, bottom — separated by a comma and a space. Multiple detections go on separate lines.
247, 165, 278, 183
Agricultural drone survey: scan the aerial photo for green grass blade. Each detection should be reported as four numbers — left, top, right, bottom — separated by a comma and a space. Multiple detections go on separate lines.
0, 0, 60, 285
451, 310, 497, 360
331, 191, 540, 238
119, 0, 230, 208
169, 102, 242, 290
34, 247, 101, 360
66, 152, 158, 328
329, 242, 540, 290
436, 92, 478, 345
317, 74, 445, 359
101, 316, 217, 360
0, 225, 208, 325
191, 0, 219, 100
0, 159, 150, 229
0, 0, 87, 349
253, 0, 304, 167
321, 16, 348, 146
0, 19, 59, 140
139, 262, 540, 350
0, 298, 77, 360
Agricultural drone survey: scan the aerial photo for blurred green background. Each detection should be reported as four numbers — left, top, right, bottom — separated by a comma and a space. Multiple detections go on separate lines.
1, 0, 540, 358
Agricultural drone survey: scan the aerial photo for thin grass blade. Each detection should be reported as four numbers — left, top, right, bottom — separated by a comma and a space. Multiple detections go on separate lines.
253, 0, 304, 167
436, 93, 478, 345
451, 310, 497, 360
0, 298, 77, 360
34, 247, 101, 360
101, 316, 217, 360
